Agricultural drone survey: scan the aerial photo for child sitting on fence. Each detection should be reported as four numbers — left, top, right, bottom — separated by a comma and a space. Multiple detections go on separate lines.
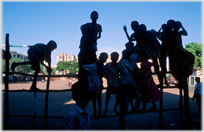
11, 40, 57, 91
119, 49, 142, 112
102, 52, 120, 117
139, 51, 163, 111
62, 82, 92, 130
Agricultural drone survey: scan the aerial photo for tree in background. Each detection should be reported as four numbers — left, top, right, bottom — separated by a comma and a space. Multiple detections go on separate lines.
2, 57, 32, 73
56, 61, 79, 75
185, 42, 202, 68
66, 61, 79, 74
51, 67, 57, 75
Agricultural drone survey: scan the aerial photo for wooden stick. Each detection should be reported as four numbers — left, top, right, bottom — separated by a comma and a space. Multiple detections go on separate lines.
3, 33, 10, 129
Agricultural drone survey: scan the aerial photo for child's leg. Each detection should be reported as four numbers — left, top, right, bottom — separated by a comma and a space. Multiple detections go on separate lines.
153, 58, 162, 85
114, 92, 120, 114
129, 98, 134, 109
11, 61, 34, 72
102, 93, 110, 116
151, 102, 157, 110
91, 96, 97, 118
135, 98, 142, 110
96, 94, 102, 118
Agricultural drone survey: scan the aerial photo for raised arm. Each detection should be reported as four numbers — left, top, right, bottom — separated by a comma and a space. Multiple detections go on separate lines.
123, 25, 132, 42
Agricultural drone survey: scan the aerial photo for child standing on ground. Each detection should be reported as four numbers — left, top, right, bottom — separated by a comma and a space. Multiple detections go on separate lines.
139, 51, 163, 111
102, 52, 120, 117
119, 49, 142, 112
62, 82, 92, 130
95, 52, 109, 119
192, 77, 202, 119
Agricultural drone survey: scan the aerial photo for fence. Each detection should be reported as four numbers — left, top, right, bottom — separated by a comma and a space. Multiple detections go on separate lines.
3, 33, 193, 130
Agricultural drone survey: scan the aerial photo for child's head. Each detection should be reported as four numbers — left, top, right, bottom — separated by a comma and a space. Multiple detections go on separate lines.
195, 77, 200, 83
110, 52, 119, 63
71, 82, 91, 108
47, 40, 57, 51
173, 21, 181, 31
122, 49, 130, 60
167, 19, 175, 30
131, 21, 139, 31
90, 11, 98, 21
139, 24, 147, 33
99, 52, 108, 64
125, 42, 134, 53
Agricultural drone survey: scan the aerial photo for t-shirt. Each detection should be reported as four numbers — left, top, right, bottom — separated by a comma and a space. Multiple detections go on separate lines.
62, 104, 90, 130
106, 62, 119, 88
195, 82, 201, 95
83, 62, 101, 93
27, 43, 50, 62
119, 58, 136, 85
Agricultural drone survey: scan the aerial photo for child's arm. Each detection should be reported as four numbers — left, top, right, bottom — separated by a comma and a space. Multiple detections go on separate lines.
179, 22, 188, 36
123, 25, 134, 42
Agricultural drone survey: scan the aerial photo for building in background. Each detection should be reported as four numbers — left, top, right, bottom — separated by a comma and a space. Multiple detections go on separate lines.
10, 51, 29, 61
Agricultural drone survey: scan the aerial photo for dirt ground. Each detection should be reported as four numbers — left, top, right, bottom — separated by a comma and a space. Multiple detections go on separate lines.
1, 78, 202, 130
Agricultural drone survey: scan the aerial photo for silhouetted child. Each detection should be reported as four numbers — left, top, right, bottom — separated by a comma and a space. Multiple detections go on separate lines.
78, 11, 102, 67
11, 40, 57, 91
102, 52, 120, 117
192, 77, 201, 119
125, 42, 142, 112
139, 51, 163, 111
62, 82, 92, 130
168, 21, 195, 86
94, 52, 109, 119
119, 49, 142, 112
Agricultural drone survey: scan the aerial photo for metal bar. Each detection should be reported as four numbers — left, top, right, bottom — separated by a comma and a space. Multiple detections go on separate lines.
44, 72, 51, 128
3, 33, 10, 130
1, 45, 32, 47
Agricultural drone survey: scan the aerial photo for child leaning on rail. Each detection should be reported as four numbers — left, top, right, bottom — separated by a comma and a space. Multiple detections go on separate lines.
62, 82, 92, 130
11, 40, 57, 91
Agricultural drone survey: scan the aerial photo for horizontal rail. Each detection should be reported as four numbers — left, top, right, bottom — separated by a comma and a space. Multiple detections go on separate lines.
5, 108, 184, 119
3, 72, 78, 77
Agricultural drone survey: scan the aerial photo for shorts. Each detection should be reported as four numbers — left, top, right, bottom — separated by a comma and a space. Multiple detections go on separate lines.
106, 86, 119, 95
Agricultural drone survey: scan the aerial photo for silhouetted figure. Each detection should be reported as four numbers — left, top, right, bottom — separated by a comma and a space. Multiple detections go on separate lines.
11, 40, 57, 91
139, 51, 163, 111
125, 42, 142, 112
62, 82, 91, 130
94, 52, 109, 119
124, 22, 162, 85
119, 49, 142, 112
78, 11, 102, 68
157, 23, 171, 86
168, 21, 195, 85
102, 52, 120, 117
192, 77, 201, 120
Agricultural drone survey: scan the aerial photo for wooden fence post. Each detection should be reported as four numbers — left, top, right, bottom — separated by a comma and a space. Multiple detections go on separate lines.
4, 33, 10, 129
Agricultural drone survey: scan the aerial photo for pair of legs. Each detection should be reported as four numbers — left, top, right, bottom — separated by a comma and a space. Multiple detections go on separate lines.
11, 61, 41, 91
102, 88, 120, 116
141, 100, 157, 111
91, 92, 102, 119
129, 98, 142, 112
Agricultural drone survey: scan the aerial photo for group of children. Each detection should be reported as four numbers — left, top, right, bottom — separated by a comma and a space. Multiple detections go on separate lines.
9, 10, 195, 130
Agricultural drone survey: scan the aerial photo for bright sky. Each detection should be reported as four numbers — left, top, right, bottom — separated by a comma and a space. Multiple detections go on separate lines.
2, 1, 202, 66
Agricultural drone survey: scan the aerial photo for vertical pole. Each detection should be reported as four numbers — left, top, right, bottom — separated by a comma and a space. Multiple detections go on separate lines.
33, 91, 37, 128
44, 72, 50, 129
119, 85, 125, 129
159, 71, 163, 129
179, 78, 184, 129
183, 77, 192, 129
4, 33, 10, 129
